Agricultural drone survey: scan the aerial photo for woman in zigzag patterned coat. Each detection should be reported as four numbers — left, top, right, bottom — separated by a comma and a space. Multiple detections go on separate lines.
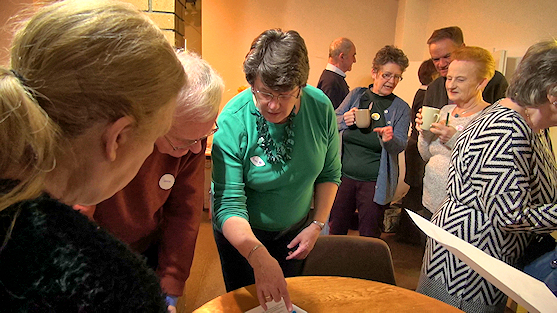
416, 42, 557, 313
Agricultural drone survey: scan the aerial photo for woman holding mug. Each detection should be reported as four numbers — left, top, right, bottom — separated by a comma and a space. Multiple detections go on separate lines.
417, 41, 557, 312
0, 1, 185, 310
330, 45, 410, 238
416, 46, 493, 218
211, 29, 341, 311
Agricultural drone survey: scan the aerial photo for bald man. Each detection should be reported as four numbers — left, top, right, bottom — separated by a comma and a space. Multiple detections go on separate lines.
317, 37, 356, 109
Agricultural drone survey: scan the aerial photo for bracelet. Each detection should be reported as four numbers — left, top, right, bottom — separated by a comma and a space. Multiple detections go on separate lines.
311, 220, 325, 230
247, 244, 264, 264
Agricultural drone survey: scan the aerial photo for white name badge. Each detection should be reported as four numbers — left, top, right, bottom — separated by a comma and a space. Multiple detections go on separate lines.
159, 174, 175, 190
250, 156, 265, 167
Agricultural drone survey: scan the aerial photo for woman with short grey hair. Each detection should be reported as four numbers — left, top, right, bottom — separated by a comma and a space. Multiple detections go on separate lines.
331, 45, 411, 238
212, 28, 341, 311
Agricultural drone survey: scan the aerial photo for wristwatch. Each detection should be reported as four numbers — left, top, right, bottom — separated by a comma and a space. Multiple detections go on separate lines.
311, 220, 325, 230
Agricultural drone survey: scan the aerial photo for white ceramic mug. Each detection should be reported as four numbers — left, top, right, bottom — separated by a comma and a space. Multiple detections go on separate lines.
421, 106, 441, 131
354, 109, 371, 128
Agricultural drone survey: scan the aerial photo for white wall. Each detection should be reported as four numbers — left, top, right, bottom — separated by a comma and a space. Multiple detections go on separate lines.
394, 0, 557, 107
203, 0, 400, 107
202, 0, 557, 202
0, 0, 34, 66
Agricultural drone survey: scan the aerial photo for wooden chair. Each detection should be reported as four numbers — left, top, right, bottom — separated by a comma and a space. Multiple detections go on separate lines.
302, 235, 397, 285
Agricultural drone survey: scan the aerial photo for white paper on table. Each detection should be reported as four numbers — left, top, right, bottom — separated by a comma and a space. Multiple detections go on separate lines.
407, 209, 557, 313
244, 298, 307, 313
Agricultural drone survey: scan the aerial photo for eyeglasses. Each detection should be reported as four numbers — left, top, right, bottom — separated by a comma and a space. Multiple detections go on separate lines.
380, 72, 403, 81
252, 87, 301, 104
164, 126, 219, 151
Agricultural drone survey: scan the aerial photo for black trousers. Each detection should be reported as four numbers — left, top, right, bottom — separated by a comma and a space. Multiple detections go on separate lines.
213, 214, 309, 292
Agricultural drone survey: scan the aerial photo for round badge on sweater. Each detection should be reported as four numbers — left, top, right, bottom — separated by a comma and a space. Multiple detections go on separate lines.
159, 174, 175, 190
250, 156, 266, 167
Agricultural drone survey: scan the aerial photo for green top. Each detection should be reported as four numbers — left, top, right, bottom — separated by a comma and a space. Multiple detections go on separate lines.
211, 86, 341, 231
342, 91, 394, 181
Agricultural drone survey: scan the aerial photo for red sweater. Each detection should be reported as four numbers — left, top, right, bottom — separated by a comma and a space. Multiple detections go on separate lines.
88, 141, 206, 297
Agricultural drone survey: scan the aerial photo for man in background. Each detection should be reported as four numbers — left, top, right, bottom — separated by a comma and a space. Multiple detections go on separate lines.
424, 26, 508, 109
317, 37, 356, 109
76, 51, 224, 313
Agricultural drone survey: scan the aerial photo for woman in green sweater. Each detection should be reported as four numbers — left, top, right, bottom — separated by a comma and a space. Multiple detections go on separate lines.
212, 29, 341, 311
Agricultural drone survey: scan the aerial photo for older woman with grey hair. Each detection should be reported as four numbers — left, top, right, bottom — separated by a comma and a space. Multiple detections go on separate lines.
212, 28, 341, 311
331, 45, 410, 238
75, 50, 223, 312
417, 40, 557, 312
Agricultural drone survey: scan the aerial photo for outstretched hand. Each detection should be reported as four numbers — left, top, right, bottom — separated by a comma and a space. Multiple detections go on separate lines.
373, 126, 393, 142
285, 223, 321, 260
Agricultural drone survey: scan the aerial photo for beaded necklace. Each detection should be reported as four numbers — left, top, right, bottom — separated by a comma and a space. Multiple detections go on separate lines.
255, 107, 296, 164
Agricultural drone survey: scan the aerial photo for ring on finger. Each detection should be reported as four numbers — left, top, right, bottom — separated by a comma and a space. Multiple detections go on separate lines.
265, 295, 272, 300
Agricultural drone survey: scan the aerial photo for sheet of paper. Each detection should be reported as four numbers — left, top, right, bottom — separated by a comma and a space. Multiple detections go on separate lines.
407, 209, 557, 313
244, 298, 307, 313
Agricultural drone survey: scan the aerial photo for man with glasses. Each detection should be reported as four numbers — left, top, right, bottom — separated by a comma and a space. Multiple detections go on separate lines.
424, 26, 508, 109
317, 37, 356, 109
75, 51, 223, 313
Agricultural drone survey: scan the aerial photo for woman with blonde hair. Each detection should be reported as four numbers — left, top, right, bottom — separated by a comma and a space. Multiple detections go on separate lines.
417, 41, 557, 312
417, 46, 495, 218
0, 0, 185, 310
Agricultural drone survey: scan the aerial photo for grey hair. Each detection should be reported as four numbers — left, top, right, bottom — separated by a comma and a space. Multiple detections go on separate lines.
507, 40, 557, 108
372, 45, 409, 72
243, 29, 309, 91
329, 37, 354, 59
174, 50, 223, 123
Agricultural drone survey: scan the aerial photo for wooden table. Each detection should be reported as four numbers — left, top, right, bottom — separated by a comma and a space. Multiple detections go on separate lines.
193, 276, 463, 312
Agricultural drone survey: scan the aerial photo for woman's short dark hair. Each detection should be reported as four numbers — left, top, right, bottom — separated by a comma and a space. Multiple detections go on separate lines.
244, 29, 309, 91
507, 40, 557, 108
372, 45, 409, 73
418, 59, 438, 85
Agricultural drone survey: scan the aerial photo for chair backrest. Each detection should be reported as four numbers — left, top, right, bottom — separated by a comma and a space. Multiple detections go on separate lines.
302, 235, 396, 285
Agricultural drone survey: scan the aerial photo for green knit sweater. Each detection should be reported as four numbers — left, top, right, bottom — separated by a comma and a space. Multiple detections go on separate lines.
212, 86, 341, 231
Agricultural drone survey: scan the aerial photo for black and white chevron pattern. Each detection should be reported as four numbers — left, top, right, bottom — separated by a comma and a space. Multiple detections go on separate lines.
422, 104, 557, 307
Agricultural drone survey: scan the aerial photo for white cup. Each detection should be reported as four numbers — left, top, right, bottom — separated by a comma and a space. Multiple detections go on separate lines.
354, 109, 371, 128
421, 106, 441, 131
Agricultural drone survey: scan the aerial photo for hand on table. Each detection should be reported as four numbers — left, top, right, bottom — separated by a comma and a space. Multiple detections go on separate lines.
250, 249, 292, 312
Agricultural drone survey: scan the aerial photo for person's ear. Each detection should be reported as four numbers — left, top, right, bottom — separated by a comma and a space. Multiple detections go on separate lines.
477, 77, 489, 91
371, 68, 378, 80
101, 116, 135, 161
548, 93, 557, 105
